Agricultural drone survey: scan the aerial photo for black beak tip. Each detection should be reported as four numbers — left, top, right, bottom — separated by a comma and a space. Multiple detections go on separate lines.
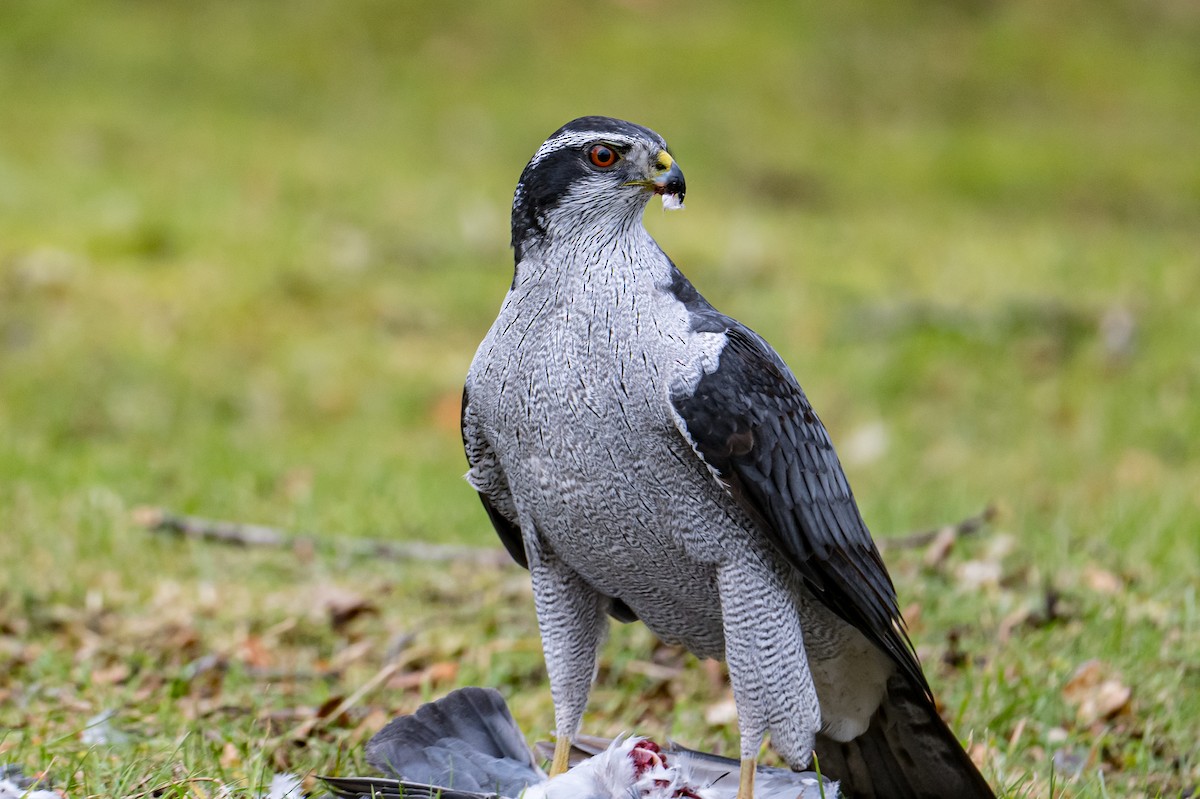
654, 163, 686, 201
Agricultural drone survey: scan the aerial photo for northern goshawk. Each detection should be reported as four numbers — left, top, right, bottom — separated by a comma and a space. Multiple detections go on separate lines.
461, 116, 994, 798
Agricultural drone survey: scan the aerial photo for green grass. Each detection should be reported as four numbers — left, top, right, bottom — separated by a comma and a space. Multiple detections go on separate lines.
2, 1, 1199, 796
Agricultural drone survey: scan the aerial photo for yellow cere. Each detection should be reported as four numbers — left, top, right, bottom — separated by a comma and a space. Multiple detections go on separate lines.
656, 151, 674, 171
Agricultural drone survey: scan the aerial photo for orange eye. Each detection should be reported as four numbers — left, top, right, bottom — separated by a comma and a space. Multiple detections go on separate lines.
588, 144, 619, 168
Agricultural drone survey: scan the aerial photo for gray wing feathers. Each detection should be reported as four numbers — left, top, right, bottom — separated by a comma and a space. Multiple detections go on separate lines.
365, 686, 543, 796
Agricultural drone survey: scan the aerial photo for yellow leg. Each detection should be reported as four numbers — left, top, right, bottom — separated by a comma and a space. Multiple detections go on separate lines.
737, 756, 756, 799
550, 735, 572, 777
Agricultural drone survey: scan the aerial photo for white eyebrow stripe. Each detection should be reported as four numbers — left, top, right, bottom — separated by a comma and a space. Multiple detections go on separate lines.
528, 132, 643, 169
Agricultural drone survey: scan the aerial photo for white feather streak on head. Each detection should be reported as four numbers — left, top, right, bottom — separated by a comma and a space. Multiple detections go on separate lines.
527, 131, 643, 172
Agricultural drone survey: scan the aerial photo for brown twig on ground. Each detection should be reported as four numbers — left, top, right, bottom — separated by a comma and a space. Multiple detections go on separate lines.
136, 503, 995, 566
877, 504, 998, 551
133, 506, 513, 568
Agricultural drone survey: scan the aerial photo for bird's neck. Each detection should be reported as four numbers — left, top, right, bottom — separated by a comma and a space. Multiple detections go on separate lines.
513, 218, 666, 297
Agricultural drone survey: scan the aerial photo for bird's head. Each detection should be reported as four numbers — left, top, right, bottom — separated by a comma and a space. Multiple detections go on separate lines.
511, 116, 686, 261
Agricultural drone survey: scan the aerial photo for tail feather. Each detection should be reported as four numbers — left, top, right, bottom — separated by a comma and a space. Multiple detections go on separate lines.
364, 686, 543, 796
814, 673, 994, 799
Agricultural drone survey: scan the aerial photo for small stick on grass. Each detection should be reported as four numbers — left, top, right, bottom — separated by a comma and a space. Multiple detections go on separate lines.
134, 506, 513, 567
137, 504, 995, 564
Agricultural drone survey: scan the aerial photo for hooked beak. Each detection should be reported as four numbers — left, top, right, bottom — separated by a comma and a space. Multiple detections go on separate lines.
628, 150, 686, 205
650, 152, 686, 202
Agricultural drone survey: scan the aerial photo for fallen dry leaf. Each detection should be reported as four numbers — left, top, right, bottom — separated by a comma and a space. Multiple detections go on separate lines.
968, 740, 996, 771
318, 587, 378, 632
998, 605, 1033, 643
314, 695, 350, 724
386, 660, 460, 691
237, 634, 275, 669
90, 663, 132, 685
1084, 680, 1132, 724
1063, 660, 1102, 698
1063, 659, 1132, 725
328, 638, 375, 671
922, 526, 959, 569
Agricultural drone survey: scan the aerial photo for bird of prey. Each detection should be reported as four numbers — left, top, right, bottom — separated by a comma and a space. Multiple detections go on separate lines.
321, 686, 838, 799
461, 116, 995, 798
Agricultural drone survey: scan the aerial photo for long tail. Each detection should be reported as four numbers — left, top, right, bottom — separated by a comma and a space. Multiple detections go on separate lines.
814, 673, 994, 799
353, 686, 544, 796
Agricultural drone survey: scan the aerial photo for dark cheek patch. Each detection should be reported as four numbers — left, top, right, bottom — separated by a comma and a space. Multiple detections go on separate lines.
511, 149, 592, 254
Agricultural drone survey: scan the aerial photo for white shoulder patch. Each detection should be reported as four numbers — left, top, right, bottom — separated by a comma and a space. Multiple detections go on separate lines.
669, 330, 727, 400
666, 330, 730, 484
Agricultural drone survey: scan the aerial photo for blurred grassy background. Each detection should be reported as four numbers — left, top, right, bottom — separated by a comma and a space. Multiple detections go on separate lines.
2, 1, 1199, 796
